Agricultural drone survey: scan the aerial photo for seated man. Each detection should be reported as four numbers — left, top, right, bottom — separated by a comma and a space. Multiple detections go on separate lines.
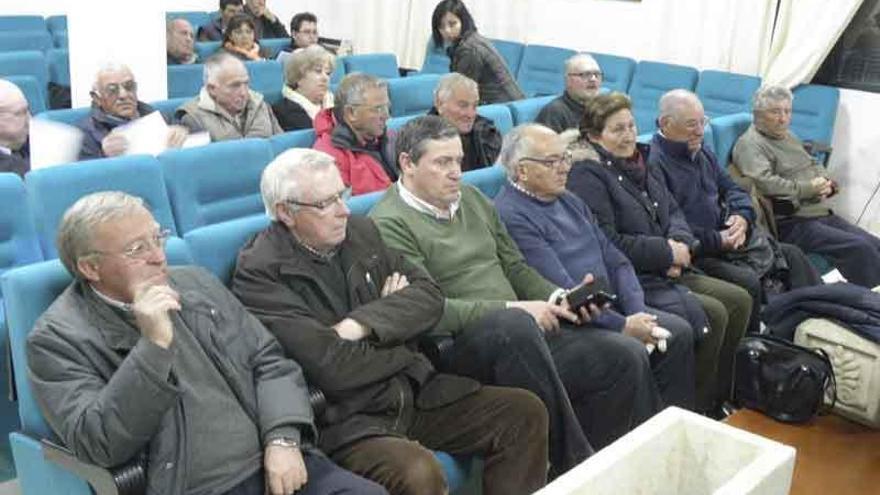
733, 85, 880, 287
535, 53, 603, 133
0, 79, 30, 177
276, 12, 320, 66
244, 0, 288, 39
650, 90, 821, 333
313, 73, 397, 196
198, 0, 245, 41
371, 115, 663, 461
28, 191, 386, 495
77, 63, 188, 160
428, 72, 500, 171
231, 149, 548, 495
166, 18, 199, 65
494, 123, 696, 410
176, 53, 282, 142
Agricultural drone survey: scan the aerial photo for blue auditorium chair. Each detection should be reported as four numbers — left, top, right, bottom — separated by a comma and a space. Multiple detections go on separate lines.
330, 59, 345, 87
516, 44, 576, 98
477, 103, 514, 135
184, 215, 270, 285
347, 190, 385, 216
46, 15, 67, 34
790, 84, 839, 150
149, 97, 191, 122
628, 60, 699, 135
159, 138, 274, 235
260, 38, 291, 59
0, 31, 53, 53
269, 129, 316, 156
343, 53, 400, 79
51, 30, 67, 49
0, 51, 49, 102
386, 114, 420, 132
709, 112, 751, 170
7, 75, 46, 114
26, 155, 178, 258
507, 95, 557, 125
696, 70, 761, 118
47, 48, 69, 86
419, 39, 451, 75
245, 60, 284, 104
166, 11, 213, 32
489, 39, 525, 77
166, 63, 204, 98
194, 41, 222, 61
463, 165, 506, 198
591, 52, 636, 93
387, 74, 442, 117
0, 16, 46, 32
33, 106, 88, 126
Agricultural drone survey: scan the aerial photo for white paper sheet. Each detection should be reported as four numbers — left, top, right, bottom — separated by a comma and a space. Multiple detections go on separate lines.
115, 111, 170, 156
28, 118, 84, 169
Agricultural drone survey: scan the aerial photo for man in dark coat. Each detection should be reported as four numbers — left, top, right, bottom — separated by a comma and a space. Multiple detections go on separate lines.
0, 79, 30, 177
198, 0, 245, 41
231, 148, 549, 495
244, 0, 289, 39
535, 53, 603, 133
429, 73, 501, 171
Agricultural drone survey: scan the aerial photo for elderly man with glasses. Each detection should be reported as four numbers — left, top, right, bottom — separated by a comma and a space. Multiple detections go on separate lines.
76, 63, 189, 160
535, 53, 604, 134
231, 148, 550, 495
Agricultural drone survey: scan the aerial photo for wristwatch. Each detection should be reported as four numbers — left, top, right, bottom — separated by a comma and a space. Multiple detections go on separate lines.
267, 437, 299, 449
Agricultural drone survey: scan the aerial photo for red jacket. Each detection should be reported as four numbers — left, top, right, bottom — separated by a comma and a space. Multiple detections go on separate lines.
313, 109, 396, 196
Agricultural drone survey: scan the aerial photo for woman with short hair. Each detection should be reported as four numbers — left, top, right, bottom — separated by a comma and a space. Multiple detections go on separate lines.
273, 45, 335, 131
221, 14, 270, 61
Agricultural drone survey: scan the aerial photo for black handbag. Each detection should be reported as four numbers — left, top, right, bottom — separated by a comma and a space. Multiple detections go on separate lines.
733, 334, 836, 423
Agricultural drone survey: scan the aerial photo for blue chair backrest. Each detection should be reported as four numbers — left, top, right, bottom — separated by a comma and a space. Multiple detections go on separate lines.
592, 52, 636, 93
260, 38, 290, 59
51, 30, 67, 49
710, 112, 752, 170
343, 53, 399, 79
0, 16, 46, 32
269, 129, 316, 156
387, 74, 441, 117
7, 75, 46, 114
516, 44, 576, 98
790, 84, 839, 145
347, 191, 384, 216
330, 59, 345, 86
628, 61, 699, 135
386, 114, 420, 132
195, 41, 222, 61
167, 11, 213, 31
489, 39, 525, 76
477, 104, 514, 135
184, 215, 269, 285
421, 39, 450, 74
0, 51, 48, 100
0, 174, 42, 284
34, 106, 89, 126
46, 15, 67, 34
696, 70, 761, 118
0, 31, 52, 53
159, 138, 274, 235
47, 48, 68, 86
26, 155, 178, 258
149, 97, 190, 122
462, 165, 505, 198
507, 95, 557, 125
167, 63, 204, 98
245, 60, 283, 104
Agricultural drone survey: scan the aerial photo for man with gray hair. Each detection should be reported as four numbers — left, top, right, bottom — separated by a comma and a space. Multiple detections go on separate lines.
313, 73, 396, 196
535, 53, 603, 133
733, 85, 880, 287
28, 191, 385, 495
77, 64, 189, 160
0, 79, 30, 176
428, 72, 500, 171
176, 52, 282, 142
166, 18, 199, 65
232, 147, 549, 495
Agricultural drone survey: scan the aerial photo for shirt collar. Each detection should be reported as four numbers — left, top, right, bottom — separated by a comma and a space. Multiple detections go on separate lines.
90, 285, 133, 312
508, 179, 553, 203
397, 180, 460, 221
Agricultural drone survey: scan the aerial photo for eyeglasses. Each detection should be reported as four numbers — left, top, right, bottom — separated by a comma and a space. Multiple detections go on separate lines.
350, 103, 391, 115
568, 70, 603, 79
287, 190, 347, 213
680, 116, 710, 131
100, 80, 138, 98
91, 229, 171, 261
763, 107, 792, 117
518, 152, 573, 169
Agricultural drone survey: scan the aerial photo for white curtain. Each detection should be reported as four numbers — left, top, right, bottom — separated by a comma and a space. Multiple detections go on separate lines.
761, 0, 864, 87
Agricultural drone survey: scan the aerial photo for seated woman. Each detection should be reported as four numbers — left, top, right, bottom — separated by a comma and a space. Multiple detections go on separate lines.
431, 0, 524, 104
494, 123, 696, 411
220, 14, 271, 61
567, 92, 753, 416
273, 45, 335, 131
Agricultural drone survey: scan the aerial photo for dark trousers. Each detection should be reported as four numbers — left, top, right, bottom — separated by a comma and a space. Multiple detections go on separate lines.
779, 242, 823, 289
223, 451, 387, 495
779, 214, 880, 287
645, 307, 696, 410
696, 257, 763, 334
331, 386, 548, 495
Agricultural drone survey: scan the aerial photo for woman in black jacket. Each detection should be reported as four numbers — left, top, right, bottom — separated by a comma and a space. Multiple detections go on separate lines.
273, 45, 335, 131
431, 0, 525, 104
568, 92, 752, 416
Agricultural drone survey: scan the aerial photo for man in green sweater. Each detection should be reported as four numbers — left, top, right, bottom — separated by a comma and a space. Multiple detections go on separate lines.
732, 85, 880, 287
370, 116, 664, 473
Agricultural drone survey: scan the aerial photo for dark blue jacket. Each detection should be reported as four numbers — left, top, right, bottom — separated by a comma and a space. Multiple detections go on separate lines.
648, 133, 755, 255
763, 283, 880, 343
75, 101, 157, 161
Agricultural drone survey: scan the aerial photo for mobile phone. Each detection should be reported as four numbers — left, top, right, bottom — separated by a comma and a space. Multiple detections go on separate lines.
566, 277, 617, 311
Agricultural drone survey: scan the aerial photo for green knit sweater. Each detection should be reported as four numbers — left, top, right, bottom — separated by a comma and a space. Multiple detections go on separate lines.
370, 183, 557, 335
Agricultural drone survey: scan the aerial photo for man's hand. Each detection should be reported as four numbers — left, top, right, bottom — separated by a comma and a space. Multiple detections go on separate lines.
723, 214, 748, 249
562, 273, 607, 324
333, 318, 368, 341
166, 125, 189, 149
667, 239, 691, 267
380, 272, 409, 297
264, 444, 307, 495
665, 265, 682, 279
131, 278, 179, 349
811, 176, 834, 198
101, 132, 129, 157
508, 300, 578, 333
623, 312, 659, 344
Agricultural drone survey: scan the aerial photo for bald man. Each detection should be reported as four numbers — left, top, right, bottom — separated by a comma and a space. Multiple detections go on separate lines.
167, 18, 199, 65
535, 53, 603, 133
0, 79, 30, 177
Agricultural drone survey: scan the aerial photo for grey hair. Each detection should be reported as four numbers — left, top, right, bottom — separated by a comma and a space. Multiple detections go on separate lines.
203, 52, 246, 85
92, 62, 133, 92
564, 53, 599, 73
333, 72, 388, 121
56, 192, 147, 279
753, 85, 793, 112
284, 45, 335, 88
166, 17, 192, 34
434, 72, 478, 104
261, 148, 338, 220
497, 123, 557, 179
0, 78, 26, 102
658, 89, 700, 121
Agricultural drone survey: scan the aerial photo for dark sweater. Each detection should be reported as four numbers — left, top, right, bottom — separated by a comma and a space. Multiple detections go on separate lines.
535, 91, 584, 132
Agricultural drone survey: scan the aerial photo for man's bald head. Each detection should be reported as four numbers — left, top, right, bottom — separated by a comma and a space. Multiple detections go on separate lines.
0, 79, 30, 150
658, 89, 706, 153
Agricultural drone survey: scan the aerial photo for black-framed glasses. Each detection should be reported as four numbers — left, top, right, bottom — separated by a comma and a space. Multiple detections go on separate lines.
518, 151, 573, 169
286, 190, 347, 213
100, 80, 138, 98
91, 229, 171, 261
568, 70, 603, 79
